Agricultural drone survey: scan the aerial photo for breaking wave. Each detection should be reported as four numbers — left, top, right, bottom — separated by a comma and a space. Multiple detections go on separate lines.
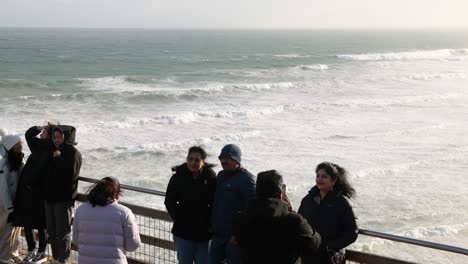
336, 48, 468, 61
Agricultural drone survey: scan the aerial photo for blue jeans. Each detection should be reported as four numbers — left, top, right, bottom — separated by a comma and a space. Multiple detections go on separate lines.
174, 236, 209, 264
208, 236, 241, 264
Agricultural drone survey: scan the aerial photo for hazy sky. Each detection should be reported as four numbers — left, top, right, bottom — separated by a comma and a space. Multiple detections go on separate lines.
1, 0, 468, 29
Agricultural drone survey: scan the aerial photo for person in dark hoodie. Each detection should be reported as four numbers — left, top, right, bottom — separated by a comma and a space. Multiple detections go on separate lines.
164, 146, 217, 264
13, 125, 52, 263
298, 162, 358, 264
236, 170, 321, 264
209, 144, 255, 264
44, 125, 82, 264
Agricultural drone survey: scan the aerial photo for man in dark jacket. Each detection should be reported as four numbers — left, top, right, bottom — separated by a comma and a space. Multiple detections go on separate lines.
235, 170, 321, 264
209, 144, 255, 264
13, 125, 50, 263
44, 125, 82, 264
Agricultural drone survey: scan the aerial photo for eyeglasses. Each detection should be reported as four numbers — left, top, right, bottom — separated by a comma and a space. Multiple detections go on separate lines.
187, 157, 202, 163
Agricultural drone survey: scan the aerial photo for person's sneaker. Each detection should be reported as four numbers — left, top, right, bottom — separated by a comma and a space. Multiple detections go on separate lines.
21, 250, 35, 263
30, 251, 46, 264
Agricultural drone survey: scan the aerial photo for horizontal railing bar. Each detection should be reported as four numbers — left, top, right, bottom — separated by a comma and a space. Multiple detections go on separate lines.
345, 249, 416, 264
359, 229, 468, 256
78, 176, 166, 197
140, 234, 175, 251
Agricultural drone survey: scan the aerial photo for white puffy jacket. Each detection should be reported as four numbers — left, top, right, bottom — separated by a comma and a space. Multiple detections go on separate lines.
0, 146, 21, 212
72, 201, 141, 264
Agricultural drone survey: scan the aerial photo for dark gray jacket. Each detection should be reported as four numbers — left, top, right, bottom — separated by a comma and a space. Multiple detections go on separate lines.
211, 166, 255, 238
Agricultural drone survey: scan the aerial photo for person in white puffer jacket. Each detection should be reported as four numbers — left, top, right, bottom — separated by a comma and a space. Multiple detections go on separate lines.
72, 177, 141, 264
0, 129, 23, 264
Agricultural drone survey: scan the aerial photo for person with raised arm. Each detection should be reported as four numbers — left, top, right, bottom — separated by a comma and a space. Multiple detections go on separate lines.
235, 170, 321, 264
13, 124, 53, 263
44, 125, 82, 264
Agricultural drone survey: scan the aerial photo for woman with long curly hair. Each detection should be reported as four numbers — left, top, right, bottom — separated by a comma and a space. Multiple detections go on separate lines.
298, 162, 358, 264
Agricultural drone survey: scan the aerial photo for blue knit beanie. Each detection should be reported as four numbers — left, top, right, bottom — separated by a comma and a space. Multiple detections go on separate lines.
218, 144, 242, 164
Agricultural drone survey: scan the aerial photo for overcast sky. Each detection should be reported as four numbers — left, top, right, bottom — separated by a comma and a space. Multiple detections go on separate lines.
1, 0, 468, 29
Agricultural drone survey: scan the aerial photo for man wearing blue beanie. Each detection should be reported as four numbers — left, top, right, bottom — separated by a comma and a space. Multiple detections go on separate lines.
209, 144, 255, 264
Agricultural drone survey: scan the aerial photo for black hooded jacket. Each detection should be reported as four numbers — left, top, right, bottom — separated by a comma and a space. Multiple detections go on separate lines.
44, 125, 82, 203
164, 163, 217, 241
13, 126, 50, 228
236, 198, 321, 264
298, 186, 358, 263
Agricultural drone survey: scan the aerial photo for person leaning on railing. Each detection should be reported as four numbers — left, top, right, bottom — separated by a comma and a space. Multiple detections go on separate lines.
164, 146, 217, 264
72, 177, 141, 264
298, 162, 358, 264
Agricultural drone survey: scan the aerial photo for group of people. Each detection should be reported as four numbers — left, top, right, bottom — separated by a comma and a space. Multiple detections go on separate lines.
0, 125, 82, 264
165, 144, 358, 264
1, 124, 358, 264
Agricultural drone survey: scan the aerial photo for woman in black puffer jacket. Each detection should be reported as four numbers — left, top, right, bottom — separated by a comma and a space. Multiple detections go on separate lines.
164, 146, 217, 264
298, 162, 358, 264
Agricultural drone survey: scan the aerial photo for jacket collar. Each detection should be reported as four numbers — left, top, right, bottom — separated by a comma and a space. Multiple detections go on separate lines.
309, 185, 343, 200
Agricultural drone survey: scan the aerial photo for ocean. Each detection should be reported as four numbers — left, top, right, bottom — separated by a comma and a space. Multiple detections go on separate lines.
1, 29, 467, 263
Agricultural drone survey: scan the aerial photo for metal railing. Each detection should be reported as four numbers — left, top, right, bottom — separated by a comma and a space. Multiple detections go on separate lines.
30, 176, 466, 263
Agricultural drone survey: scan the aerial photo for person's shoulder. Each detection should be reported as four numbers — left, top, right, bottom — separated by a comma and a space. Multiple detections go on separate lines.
75, 202, 92, 215
300, 192, 314, 204
336, 195, 353, 209
113, 202, 133, 214
204, 165, 217, 177
282, 211, 311, 231
284, 211, 305, 222
238, 167, 254, 178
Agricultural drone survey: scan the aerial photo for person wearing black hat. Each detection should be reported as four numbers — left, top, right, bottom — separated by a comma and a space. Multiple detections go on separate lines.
209, 144, 255, 264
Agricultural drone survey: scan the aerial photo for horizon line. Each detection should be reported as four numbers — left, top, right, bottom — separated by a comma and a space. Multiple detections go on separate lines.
1, 26, 468, 31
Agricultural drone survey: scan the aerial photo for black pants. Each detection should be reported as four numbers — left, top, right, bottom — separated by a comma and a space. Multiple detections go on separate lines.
24, 227, 47, 252
45, 201, 73, 263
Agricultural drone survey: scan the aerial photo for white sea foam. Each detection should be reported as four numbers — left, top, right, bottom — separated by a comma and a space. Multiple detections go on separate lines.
401, 223, 468, 239
274, 54, 310, 58
231, 82, 295, 91
91, 131, 263, 155
80, 106, 287, 132
336, 48, 468, 61
293, 64, 329, 71
77, 76, 157, 92
330, 93, 458, 108
78, 76, 295, 96
396, 72, 468, 81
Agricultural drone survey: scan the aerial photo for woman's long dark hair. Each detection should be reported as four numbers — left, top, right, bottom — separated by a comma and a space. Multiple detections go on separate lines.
87, 177, 122, 207
7, 148, 23, 171
316, 162, 356, 198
